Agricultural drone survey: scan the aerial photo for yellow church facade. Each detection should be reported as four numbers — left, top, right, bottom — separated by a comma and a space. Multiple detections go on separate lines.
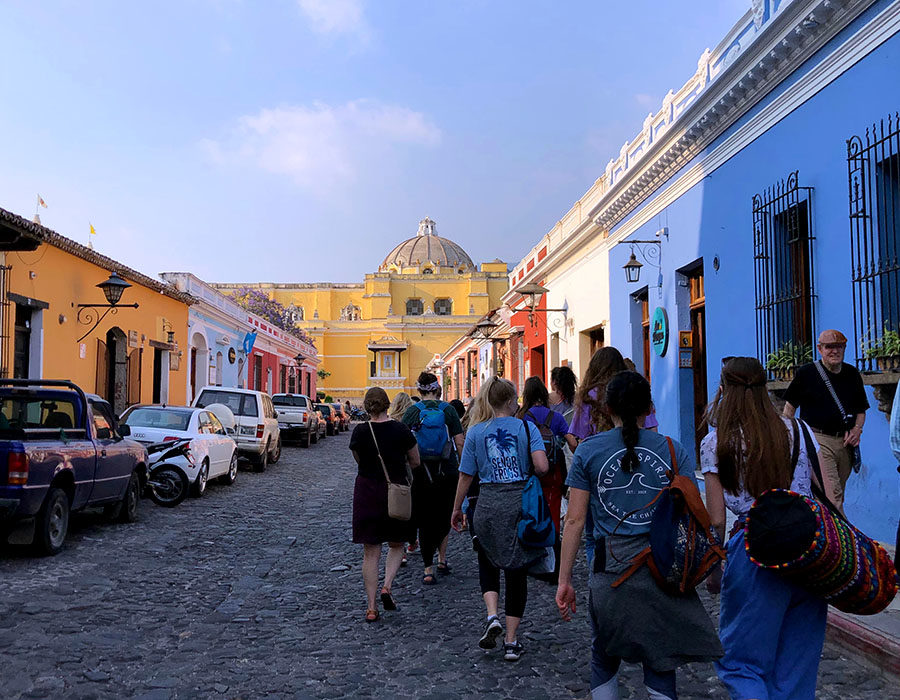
214, 218, 508, 401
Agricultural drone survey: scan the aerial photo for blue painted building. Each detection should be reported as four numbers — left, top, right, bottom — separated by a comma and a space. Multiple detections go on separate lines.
508, 0, 900, 542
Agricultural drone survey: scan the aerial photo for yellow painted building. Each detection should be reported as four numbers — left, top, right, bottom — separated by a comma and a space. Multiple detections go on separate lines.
214, 218, 508, 400
0, 208, 192, 413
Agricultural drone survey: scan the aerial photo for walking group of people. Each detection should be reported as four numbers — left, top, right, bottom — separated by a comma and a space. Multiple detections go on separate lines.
349, 328, 873, 699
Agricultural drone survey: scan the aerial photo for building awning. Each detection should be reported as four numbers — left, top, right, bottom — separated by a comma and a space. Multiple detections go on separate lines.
367, 336, 408, 351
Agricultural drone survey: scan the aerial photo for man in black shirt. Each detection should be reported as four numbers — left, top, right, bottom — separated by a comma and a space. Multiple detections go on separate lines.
783, 329, 868, 511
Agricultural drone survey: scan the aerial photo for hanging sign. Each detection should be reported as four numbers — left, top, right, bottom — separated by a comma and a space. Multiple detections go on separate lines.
651, 307, 669, 357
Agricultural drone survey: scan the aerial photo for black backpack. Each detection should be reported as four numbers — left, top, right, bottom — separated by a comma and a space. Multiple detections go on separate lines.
526, 409, 566, 476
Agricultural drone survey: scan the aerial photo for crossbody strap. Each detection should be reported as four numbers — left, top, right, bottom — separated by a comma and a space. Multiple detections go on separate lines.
523, 419, 535, 478
815, 360, 848, 419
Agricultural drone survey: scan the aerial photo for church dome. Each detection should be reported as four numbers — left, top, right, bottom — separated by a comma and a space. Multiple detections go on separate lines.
380, 218, 474, 273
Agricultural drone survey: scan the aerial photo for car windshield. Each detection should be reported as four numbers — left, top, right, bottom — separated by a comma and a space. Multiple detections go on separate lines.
122, 407, 193, 431
0, 393, 82, 431
273, 395, 308, 408
317, 405, 331, 416
196, 390, 259, 417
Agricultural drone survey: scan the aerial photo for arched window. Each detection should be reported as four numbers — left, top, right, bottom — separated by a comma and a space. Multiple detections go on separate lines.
422, 268, 434, 275
435, 298, 453, 315
406, 299, 424, 316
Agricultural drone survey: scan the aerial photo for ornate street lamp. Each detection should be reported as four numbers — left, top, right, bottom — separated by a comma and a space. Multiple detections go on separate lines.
76, 271, 140, 343
511, 281, 567, 328
616, 229, 667, 292
623, 251, 643, 283
470, 318, 499, 340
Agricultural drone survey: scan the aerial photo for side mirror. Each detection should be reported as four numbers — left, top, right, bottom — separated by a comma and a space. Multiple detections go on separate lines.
226, 426, 236, 435
118, 424, 131, 437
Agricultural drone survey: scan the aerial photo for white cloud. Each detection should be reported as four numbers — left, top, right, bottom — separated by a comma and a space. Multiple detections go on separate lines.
203, 99, 441, 191
297, 0, 366, 36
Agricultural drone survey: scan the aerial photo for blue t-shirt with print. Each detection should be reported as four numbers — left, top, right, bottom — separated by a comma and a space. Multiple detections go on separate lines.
566, 427, 694, 538
459, 416, 546, 484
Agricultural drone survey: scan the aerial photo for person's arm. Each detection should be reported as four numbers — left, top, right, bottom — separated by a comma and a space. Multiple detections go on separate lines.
407, 444, 421, 470
532, 449, 549, 477
783, 401, 797, 418
565, 434, 578, 452
703, 473, 726, 594
556, 486, 589, 621
351, 450, 360, 466
451, 473, 474, 531
454, 433, 465, 453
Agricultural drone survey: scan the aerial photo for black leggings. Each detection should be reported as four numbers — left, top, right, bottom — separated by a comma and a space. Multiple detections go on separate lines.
477, 548, 528, 618
412, 465, 457, 568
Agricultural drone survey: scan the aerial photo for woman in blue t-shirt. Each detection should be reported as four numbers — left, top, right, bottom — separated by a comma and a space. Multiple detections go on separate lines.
556, 371, 720, 700
451, 376, 548, 663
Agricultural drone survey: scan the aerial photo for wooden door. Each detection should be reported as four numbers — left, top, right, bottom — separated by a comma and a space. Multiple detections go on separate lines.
95, 339, 109, 399
127, 349, 142, 406
688, 270, 708, 458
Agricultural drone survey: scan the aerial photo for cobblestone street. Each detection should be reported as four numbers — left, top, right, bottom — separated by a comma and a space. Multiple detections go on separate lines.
0, 431, 895, 699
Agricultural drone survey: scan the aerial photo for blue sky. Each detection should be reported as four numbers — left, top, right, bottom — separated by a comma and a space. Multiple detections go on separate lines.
0, 0, 747, 283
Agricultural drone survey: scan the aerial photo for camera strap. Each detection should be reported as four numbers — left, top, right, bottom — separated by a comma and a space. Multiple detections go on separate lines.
814, 360, 850, 425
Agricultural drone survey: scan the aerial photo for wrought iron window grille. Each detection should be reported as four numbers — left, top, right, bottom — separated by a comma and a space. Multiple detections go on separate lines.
753, 170, 816, 380
848, 112, 900, 372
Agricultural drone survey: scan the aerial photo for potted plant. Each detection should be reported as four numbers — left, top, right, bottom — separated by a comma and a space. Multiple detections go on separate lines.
766, 341, 813, 382
862, 326, 900, 370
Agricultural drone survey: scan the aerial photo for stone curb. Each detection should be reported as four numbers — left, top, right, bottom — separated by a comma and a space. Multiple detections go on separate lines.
826, 610, 900, 678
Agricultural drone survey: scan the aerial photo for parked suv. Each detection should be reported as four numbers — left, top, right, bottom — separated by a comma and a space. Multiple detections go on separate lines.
316, 403, 337, 436
193, 387, 281, 471
271, 393, 317, 447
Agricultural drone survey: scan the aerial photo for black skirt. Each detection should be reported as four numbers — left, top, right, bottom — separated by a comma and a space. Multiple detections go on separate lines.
352, 475, 416, 545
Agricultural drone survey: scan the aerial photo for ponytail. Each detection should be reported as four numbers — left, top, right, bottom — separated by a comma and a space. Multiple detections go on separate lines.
605, 370, 652, 474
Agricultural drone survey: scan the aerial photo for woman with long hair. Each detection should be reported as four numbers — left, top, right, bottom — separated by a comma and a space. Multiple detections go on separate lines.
518, 376, 577, 531
568, 347, 628, 441
451, 376, 549, 662
556, 371, 721, 699
549, 365, 578, 415
702, 357, 826, 699
388, 392, 414, 422
349, 387, 421, 622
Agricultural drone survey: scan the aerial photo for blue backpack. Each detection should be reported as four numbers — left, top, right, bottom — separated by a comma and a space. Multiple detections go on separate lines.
518, 422, 557, 549
412, 402, 452, 462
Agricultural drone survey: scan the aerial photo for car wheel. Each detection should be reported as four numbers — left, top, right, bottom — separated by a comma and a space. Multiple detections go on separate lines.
34, 487, 69, 556
119, 471, 141, 523
269, 436, 282, 464
192, 460, 209, 498
220, 452, 238, 485
254, 442, 269, 473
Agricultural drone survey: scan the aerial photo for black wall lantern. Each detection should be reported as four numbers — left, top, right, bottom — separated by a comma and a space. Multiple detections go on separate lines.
615, 229, 667, 294
623, 252, 643, 283
511, 281, 568, 328
76, 271, 140, 343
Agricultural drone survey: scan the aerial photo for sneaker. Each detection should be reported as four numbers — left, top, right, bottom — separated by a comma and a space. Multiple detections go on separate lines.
478, 616, 503, 649
503, 641, 524, 661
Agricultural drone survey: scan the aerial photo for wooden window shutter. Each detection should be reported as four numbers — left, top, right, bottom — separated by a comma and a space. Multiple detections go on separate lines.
127, 348, 142, 406
95, 339, 109, 399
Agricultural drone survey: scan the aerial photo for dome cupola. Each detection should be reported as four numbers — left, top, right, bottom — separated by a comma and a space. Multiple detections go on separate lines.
380, 217, 474, 273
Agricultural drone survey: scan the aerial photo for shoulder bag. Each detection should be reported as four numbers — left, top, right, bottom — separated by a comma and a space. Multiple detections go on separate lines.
745, 419, 898, 615
814, 361, 862, 473
368, 421, 413, 521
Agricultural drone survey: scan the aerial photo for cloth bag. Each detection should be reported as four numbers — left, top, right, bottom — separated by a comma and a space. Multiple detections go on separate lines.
745, 420, 899, 615
368, 421, 412, 521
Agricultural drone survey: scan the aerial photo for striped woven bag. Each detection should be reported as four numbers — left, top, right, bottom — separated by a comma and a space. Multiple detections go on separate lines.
744, 420, 899, 615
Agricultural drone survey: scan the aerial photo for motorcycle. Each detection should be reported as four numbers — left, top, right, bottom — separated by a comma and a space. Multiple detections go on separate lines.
144, 439, 191, 507
350, 407, 369, 421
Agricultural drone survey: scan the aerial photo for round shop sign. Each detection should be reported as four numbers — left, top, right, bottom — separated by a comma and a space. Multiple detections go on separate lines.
228, 347, 236, 364
651, 307, 669, 357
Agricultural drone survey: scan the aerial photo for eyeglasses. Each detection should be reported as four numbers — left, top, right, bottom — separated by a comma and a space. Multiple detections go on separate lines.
819, 343, 846, 351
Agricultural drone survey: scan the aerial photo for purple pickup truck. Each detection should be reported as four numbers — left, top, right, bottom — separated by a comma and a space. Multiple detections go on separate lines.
0, 379, 148, 555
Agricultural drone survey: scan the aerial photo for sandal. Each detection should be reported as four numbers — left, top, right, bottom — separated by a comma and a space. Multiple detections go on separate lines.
422, 573, 437, 585
365, 609, 380, 623
380, 589, 397, 611
437, 561, 452, 575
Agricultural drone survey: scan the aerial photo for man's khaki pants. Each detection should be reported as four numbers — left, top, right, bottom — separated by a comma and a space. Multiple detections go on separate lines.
812, 431, 852, 511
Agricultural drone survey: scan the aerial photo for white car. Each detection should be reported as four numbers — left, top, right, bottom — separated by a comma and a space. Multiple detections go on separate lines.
192, 387, 281, 472
120, 405, 238, 497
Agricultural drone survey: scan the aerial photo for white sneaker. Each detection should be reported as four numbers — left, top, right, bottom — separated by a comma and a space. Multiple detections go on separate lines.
503, 641, 524, 661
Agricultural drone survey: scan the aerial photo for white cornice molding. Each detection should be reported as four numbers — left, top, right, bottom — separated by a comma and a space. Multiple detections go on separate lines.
510, 0, 892, 291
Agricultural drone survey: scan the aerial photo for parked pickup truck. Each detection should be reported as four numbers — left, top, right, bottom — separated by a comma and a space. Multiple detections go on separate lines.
0, 379, 148, 555
271, 393, 317, 448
